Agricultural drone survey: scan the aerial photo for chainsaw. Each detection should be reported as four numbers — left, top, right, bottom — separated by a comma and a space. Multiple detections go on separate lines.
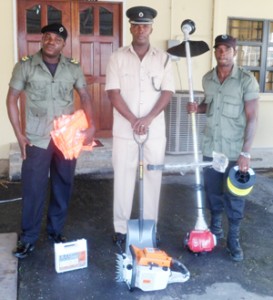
116, 245, 190, 292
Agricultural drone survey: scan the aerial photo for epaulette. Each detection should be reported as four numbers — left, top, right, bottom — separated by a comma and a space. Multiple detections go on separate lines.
21, 55, 31, 62
238, 66, 252, 77
70, 58, 79, 64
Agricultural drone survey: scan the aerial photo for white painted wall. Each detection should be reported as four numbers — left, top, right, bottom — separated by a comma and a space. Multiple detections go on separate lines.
0, 1, 16, 159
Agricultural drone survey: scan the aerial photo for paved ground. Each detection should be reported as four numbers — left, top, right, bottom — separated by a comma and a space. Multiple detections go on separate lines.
1, 169, 273, 299
0, 232, 17, 300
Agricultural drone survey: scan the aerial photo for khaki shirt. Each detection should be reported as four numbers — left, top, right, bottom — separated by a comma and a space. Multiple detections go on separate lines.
202, 65, 259, 160
105, 45, 175, 139
9, 51, 86, 149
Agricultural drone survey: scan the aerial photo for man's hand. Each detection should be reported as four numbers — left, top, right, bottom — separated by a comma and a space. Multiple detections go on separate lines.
237, 154, 251, 173
81, 125, 96, 146
17, 133, 32, 160
132, 117, 151, 135
187, 102, 198, 113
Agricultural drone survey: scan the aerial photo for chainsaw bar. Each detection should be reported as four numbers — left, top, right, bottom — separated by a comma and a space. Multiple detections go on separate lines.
169, 259, 190, 283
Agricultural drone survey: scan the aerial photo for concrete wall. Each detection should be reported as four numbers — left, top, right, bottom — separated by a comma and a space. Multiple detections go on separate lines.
1, 0, 273, 163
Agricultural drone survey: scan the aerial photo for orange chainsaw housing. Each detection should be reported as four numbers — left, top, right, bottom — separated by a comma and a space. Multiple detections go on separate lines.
131, 246, 172, 267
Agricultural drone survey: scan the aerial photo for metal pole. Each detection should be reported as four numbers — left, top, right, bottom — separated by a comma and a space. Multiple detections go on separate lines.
182, 23, 207, 230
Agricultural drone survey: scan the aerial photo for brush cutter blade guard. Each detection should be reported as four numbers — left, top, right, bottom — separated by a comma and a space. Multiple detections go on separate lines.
168, 19, 209, 58
50, 109, 96, 160
184, 230, 216, 253
167, 40, 209, 57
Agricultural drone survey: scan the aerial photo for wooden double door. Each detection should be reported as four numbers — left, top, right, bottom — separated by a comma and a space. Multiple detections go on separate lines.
17, 0, 122, 137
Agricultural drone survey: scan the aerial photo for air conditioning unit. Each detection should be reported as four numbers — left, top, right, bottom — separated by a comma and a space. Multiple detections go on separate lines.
165, 90, 206, 154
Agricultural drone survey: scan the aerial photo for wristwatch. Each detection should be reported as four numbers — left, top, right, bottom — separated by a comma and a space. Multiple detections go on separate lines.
240, 152, 251, 159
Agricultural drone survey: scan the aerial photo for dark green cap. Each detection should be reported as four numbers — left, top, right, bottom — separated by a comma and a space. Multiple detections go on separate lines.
126, 6, 157, 24
41, 23, 68, 40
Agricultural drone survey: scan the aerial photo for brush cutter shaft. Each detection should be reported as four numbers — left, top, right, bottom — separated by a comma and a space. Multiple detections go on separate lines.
185, 36, 195, 104
147, 161, 216, 171
182, 20, 210, 232
147, 151, 228, 173
182, 22, 202, 190
183, 27, 201, 179
147, 161, 211, 171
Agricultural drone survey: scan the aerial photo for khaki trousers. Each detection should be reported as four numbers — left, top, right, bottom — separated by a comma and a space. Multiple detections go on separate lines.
112, 136, 166, 234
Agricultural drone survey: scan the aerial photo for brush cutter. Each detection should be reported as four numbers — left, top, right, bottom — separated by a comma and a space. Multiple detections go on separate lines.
125, 132, 156, 256
148, 151, 228, 174
167, 19, 225, 253
116, 245, 190, 292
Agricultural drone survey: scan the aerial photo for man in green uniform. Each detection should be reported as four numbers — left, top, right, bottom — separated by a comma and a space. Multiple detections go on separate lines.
188, 34, 259, 261
6, 23, 95, 259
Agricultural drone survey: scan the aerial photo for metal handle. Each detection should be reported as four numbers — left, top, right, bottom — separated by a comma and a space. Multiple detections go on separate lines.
133, 131, 149, 146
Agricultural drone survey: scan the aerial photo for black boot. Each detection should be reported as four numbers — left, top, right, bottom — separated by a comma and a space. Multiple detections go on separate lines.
227, 220, 244, 262
210, 213, 224, 239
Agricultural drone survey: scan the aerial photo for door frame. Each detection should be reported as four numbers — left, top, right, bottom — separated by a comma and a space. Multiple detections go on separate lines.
12, 0, 126, 63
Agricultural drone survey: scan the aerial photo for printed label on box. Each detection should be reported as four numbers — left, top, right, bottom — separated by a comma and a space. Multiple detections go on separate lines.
55, 238, 88, 273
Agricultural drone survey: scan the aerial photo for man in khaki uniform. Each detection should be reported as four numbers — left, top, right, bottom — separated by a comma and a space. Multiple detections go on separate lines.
6, 23, 95, 259
105, 6, 175, 246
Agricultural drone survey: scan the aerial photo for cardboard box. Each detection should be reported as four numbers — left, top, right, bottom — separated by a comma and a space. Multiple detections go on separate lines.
54, 239, 88, 273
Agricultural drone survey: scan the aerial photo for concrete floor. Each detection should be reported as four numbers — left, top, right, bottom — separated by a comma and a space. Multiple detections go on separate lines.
1, 168, 273, 299
0, 233, 17, 300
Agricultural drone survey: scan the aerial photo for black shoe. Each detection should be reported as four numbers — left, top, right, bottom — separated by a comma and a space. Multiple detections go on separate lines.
227, 221, 243, 262
112, 232, 126, 245
13, 241, 35, 259
48, 233, 67, 243
227, 239, 244, 262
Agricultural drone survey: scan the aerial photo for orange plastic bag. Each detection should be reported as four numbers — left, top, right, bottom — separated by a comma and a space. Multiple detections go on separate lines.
50, 109, 96, 160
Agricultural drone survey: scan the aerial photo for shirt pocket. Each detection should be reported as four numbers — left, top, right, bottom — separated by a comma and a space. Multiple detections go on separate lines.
120, 71, 135, 90
27, 82, 47, 102
26, 107, 47, 136
222, 96, 242, 118
204, 96, 214, 116
58, 82, 74, 103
